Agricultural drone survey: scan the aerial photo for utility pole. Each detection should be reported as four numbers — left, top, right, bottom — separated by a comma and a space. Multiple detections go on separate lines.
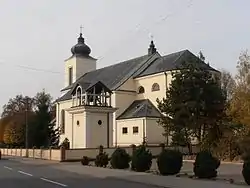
25, 97, 29, 157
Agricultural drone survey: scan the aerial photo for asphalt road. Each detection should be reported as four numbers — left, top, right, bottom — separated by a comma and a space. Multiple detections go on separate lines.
0, 157, 160, 188
0, 156, 245, 187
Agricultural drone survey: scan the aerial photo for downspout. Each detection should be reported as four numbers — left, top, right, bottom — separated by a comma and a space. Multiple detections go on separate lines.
113, 93, 117, 147
115, 118, 117, 147
164, 72, 169, 146
164, 72, 168, 90
107, 112, 110, 148
57, 102, 60, 131
143, 118, 146, 144
71, 114, 74, 148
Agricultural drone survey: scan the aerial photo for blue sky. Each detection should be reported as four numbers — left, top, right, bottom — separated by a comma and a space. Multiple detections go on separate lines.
0, 0, 249, 110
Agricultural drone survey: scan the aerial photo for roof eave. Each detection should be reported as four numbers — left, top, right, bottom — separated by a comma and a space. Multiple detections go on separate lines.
116, 115, 161, 120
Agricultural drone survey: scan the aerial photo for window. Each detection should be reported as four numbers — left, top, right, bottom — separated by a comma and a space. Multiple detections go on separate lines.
151, 83, 160, 92
133, 126, 139, 134
98, 120, 102, 125
76, 86, 82, 106
61, 110, 65, 134
138, 86, 145, 94
68, 67, 73, 85
122, 127, 128, 134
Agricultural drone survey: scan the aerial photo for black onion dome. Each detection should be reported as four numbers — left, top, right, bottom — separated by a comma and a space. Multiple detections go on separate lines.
71, 33, 91, 56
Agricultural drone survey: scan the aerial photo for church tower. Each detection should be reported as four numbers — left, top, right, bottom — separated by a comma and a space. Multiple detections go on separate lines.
64, 31, 97, 88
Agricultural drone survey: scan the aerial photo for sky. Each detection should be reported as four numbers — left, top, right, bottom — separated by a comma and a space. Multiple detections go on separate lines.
0, 0, 249, 111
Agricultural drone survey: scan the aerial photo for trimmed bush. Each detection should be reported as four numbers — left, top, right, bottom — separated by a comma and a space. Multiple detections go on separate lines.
193, 150, 220, 179
242, 150, 250, 185
131, 144, 137, 170
95, 152, 109, 167
110, 147, 130, 169
61, 138, 70, 149
81, 156, 89, 166
157, 149, 183, 175
243, 160, 250, 185
131, 145, 152, 172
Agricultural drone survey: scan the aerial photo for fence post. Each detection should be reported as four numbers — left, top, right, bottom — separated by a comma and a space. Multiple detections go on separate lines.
40, 147, 44, 159
49, 146, 52, 160
33, 147, 36, 158
159, 143, 165, 152
60, 146, 66, 162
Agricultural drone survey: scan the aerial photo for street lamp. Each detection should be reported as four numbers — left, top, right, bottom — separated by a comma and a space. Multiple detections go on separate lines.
21, 97, 33, 157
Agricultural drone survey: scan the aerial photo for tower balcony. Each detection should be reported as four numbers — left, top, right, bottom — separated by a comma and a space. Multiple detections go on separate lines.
71, 81, 112, 108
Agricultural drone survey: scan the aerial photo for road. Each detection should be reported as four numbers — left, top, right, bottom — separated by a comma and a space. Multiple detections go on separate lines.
0, 157, 160, 188
0, 156, 245, 187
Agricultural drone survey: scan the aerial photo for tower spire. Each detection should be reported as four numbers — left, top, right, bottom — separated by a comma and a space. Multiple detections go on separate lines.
148, 35, 157, 55
80, 25, 83, 34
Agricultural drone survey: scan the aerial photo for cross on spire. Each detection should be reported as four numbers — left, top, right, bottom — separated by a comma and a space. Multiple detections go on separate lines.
80, 25, 83, 34
148, 33, 157, 55
150, 34, 154, 41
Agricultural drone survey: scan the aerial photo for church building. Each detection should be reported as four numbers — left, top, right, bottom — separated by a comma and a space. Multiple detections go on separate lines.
55, 32, 217, 149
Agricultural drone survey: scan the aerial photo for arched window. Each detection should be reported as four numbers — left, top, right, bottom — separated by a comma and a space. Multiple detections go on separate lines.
61, 110, 65, 134
76, 86, 82, 106
138, 86, 145, 94
151, 83, 160, 92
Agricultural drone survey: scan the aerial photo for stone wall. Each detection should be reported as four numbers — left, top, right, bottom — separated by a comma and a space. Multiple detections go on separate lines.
0, 148, 62, 161
0, 145, 198, 162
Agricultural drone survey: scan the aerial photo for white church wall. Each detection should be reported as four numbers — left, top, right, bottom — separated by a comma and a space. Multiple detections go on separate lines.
85, 111, 113, 148
134, 72, 168, 107
112, 71, 174, 146
56, 100, 73, 147
112, 77, 137, 147
116, 117, 167, 146
145, 117, 167, 144
116, 118, 145, 146
113, 91, 136, 118
75, 57, 96, 79
64, 57, 76, 87
72, 112, 86, 148
112, 91, 136, 146
64, 56, 96, 87
118, 78, 136, 91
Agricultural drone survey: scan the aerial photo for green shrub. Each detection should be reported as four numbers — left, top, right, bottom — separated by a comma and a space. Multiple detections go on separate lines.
193, 150, 220, 179
110, 147, 130, 169
157, 149, 183, 175
242, 160, 250, 185
61, 138, 70, 149
131, 145, 152, 172
240, 137, 250, 185
99, 145, 104, 153
81, 156, 89, 166
95, 152, 109, 167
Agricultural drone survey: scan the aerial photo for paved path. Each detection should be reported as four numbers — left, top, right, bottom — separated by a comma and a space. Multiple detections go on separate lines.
0, 157, 160, 188
136, 158, 244, 182
181, 160, 244, 182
